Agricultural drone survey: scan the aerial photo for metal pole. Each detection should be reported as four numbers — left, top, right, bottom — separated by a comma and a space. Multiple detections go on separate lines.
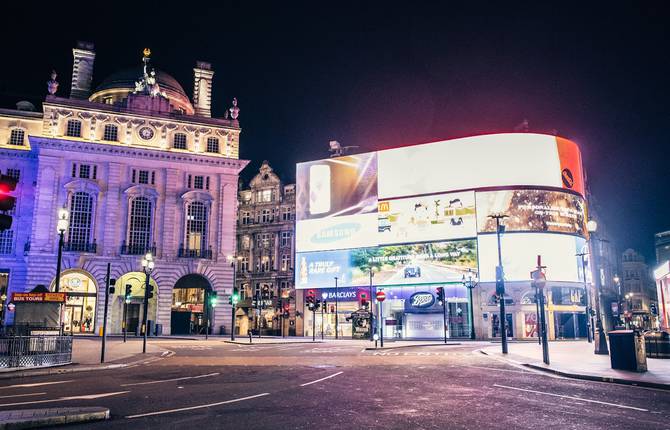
204, 289, 209, 340
578, 253, 593, 342
55, 231, 64, 334
142, 269, 150, 354
312, 308, 316, 342
334, 277, 339, 340
122, 298, 127, 343
539, 286, 550, 365
492, 215, 508, 354
101, 263, 111, 363
442, 295, 448, 344
369, 268, 374, 342
321, 303, 324, 340
467, 285, 475, 340
535, 288, 541, 344
379, 300, 384, 348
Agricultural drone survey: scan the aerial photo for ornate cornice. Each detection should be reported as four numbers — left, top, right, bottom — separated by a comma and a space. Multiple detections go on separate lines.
29, 136, 249, 172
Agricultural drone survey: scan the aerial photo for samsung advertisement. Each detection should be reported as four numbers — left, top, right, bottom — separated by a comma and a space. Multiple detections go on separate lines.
296, 133, 587, 290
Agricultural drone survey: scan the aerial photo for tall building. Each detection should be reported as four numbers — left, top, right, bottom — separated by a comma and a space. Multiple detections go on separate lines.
620, 248, 656, 329
0, 42, 247, 335
235, 161, 298, 336
655, 230, 670, 266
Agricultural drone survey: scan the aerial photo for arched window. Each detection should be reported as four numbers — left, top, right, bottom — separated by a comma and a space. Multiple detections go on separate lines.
521, 291, 538, 304
66, 120, 82, 138
185, 201, 208, 255
206, 137, 219, 153
67, 192, 94, 251
103, 124, 118, 141
127, 197, 152, 254
9, 129, 25, 146
173, 133, 187, 150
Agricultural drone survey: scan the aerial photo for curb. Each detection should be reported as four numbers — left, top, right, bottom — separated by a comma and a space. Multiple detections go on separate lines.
364, 342, 462, 351
521, 363, 670, 391
0, 407, 109, 429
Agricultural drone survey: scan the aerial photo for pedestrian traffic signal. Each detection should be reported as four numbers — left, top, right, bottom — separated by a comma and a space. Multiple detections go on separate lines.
124, 284, 132, 303
146, 284, 154, 299
436, 287, 445, 304
0, 174, 17, 231
209, 291, 218, 307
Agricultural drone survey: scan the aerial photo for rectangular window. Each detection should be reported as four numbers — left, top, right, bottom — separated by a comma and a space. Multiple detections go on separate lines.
72, 163, 77, 178
280, 231, 292, 247
173, 133, 187, 150
128, 197, 152, 252
256, 189, 272, 203
138, 170, 149, 184
66, 120, 82, 138
261, 209, 272, 223
103, 124, 118, 141
6, 169, 20, 181
187, 174, 192, 188
151, 171, 156, 185
67, 192, 93, 250
205, 176, 210, 190
0, 230, 13, 254
132, 169, 137, 183
281, 254, 291, 271
241, 211, 251, 225
9, 129, 25, 146
194, 176, 204, 190
92, 165, 97, 180
206, 137, 219, 153
241, 235, 250, 249
240, 257, 249, 272
79, 164, 90, 179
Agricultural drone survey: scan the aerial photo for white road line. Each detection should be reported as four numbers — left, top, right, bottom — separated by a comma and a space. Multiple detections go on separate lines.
300, 371, 344, 387
492, 384, 649, 412
0, 392, 46, 399
0, 391, 129, 408
466, 365, 531, 374
126, 392, 270, 419
0, 380, 72, 389
121, 372, 220, 387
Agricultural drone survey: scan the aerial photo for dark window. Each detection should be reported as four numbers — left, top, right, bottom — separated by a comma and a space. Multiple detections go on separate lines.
0, 230, 13, 254
9, 129, 25, 146
103, 124, 118, 141
131, 169, 136, 183
72, 163, 77, 178
128, 197, 152, 251
187, 174, 192, 188
66, 120, 82, 138
173, 133, 187, 149
194, 176, 204, 189
6, 169, 20, 181
151, 171, 156, 185
186, 201, 208, 251
79, 164, 90, 179
205, 176, 210, 190
206, 137, 219, 153
67, 192, 93, 248
92, 165, 97, 180
138, 170, 149, 184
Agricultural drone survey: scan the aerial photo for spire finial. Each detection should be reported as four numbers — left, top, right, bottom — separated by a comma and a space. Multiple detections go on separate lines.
47, 70, 59, 95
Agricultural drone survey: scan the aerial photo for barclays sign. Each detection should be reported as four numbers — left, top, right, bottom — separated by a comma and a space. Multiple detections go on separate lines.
409, 292, 435, 308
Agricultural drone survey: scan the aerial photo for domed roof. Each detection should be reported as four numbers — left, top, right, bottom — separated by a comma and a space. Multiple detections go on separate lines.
93, 67, 188, 98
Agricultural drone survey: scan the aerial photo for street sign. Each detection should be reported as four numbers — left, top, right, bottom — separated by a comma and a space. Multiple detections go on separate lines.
11, 292, 66, 303
376, 291, 386, 302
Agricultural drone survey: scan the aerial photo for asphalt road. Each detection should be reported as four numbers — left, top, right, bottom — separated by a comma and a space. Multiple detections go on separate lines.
1, 340, 669, 429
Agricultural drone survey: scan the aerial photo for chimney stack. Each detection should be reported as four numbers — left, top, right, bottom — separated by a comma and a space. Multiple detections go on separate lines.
70, 41, 96, 99
193, 61, 214, 117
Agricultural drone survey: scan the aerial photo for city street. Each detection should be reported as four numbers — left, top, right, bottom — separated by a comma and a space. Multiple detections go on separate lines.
1, 339, 669, 429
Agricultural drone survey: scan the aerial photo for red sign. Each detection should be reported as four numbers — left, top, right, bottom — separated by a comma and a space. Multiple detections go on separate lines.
11, 292, 66, 303
376, 291, 386, 302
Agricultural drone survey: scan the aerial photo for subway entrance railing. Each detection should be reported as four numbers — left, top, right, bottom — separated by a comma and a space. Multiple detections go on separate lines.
0, 336, 73, 369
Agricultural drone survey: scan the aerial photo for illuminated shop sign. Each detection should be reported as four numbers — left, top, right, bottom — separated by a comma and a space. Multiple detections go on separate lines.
409, 292, 435, 308
476, 189, 586, 236
296, 239, 477, 289
296, 213, 378, 252
316, 288, 361, 301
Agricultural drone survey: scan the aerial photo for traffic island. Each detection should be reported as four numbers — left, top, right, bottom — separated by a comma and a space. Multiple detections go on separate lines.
0, 406, 109, 429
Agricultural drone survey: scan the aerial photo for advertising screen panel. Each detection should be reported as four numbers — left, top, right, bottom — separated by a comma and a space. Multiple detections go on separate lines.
296, 239, 477, 289
296, 213, 378, 252
378, 191, 476, 245
476, 189, 586, 236
477, 233, 585, 282
296, 152, 378, 221
377, 134, 585, 199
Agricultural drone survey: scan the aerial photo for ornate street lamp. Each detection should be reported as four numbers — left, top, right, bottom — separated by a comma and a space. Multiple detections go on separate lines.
55, 207, 69, 334
462, 269, 478, 340
488, 213, 509, 354
227, 254, 241, 340
141, 252, 155, 353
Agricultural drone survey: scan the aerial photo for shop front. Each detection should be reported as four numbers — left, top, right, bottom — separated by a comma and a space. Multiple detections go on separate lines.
303, 284, 472, 340
52, 271, 98, 334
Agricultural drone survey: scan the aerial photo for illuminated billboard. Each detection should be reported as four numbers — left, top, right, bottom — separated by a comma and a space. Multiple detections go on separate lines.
296, 239, 477, 289
477, 233, 585, 282
377, 134, 584, 199
476, 189, 586, 236
296, 152, 378, 221
378, 191, 476, 245
295, 213, 378, 252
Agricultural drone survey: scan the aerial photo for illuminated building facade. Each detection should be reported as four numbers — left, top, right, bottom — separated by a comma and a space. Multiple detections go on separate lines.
235, 161, 299, 336
0, 41, 247, 335
296, 133, 592, 340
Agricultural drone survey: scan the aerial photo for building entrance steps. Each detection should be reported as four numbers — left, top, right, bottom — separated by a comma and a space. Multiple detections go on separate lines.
481, 340, 670, 390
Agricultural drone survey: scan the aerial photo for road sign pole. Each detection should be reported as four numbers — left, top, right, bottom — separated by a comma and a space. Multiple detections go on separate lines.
101, 263, 111, 364
532, 255, 549, 365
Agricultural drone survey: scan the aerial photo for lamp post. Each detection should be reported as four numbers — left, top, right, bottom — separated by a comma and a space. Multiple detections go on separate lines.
227, 255, 241, 341
624, 293, 634, 329
614, 274, 622, 328
141, 252, 155, 354
586, 220, 609, 355
576, 251, 593, 343
334, 276, 339, 340
55, 207, 69, 334
369, 267, 375, 342
489, 213, 508, 354
321, 292, 328, 340
462, 269, 478, 340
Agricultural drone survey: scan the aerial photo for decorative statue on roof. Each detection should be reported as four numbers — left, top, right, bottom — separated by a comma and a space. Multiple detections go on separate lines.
229, 97, 240, 120
133, 48, 167, 99
47, 70, 59, 95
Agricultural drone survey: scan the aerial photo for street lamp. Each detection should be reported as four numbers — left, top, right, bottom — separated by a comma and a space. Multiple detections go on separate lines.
227, 254, 241, 341
141, 252, 155, 353
614, 274, 622, 328
334, 276, 339, 340
586, 220, 609, 355
462, 269, 478, 340
55, 207, 69, 334
488, 213, 509, 354
625, 292, 634, 329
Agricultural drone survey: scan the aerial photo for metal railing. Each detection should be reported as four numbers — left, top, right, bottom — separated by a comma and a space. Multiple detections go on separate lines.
63, 241, 97, 253
121, 242, 157, 255
0, 336, 73, 369
177, 246, 213, 259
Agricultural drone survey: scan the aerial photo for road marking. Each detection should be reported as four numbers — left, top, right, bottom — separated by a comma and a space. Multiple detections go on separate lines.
121, 372, 220, 387
0, 391, 129, 407
300, 371, 344, 387
492, 384, 648, 412
466, 365, 531, 374
0, 392, 46, 399
0, 380, 73, 389
126, 392, 270, 419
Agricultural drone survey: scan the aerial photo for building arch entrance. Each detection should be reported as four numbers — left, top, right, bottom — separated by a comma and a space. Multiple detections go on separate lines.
171, 274, 212, 335
112, 272, 159, 335
51, 270, 97, 334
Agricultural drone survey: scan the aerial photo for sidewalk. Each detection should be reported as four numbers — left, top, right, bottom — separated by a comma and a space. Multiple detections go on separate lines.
482, 341, 670, 390
0, 407, 109, 429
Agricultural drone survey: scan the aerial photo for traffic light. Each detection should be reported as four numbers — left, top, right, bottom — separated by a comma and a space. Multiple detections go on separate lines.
0, 174, 17, 231
146, 284, 154, 299
229, 289, 239, 306
650, 302, 658, 316
360, 293, 368, 308
209, 291, 218, 307
306, 290, 315, 305
124, 284, 132, 303
108, 278, 116, 295
315, 299, 321, 311
436, 287, 445, 304
495, 266, 505, 295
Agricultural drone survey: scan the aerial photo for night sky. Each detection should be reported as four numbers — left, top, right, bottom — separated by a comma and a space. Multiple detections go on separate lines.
1, 2, 668, 261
